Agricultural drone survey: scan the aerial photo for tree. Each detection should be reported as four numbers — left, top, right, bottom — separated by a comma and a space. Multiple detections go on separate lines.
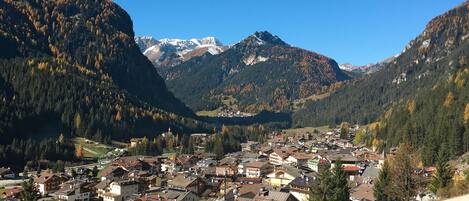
309, 161, 349, 201
464, 103, 469, 124
71, 168, 77, 178
340, 123, 349, 139
186, 137, 195, 154
374, 160, 391, 201
331, 162, 350, 201
21, 178, 37, 201
429, 149, 453, 194
75, 144, 84, 159
92, 166, 99, 178
309, 167, 334, 201
389, 143, 417, 200
213, 136, 224, 160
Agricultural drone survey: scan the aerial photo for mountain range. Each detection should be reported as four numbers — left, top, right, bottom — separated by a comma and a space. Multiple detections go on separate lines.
135, 36, 227, 70
160, 31, 350, 113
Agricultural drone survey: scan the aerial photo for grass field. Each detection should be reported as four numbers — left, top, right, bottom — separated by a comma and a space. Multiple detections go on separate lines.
72, 137, 114, 159
196, 110, 220, 117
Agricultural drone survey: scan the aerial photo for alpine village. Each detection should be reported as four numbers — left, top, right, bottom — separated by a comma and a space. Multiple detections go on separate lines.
1, 0, 469, 201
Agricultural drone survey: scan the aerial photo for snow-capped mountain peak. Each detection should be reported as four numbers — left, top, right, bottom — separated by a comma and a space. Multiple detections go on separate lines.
135, 36, 228, 68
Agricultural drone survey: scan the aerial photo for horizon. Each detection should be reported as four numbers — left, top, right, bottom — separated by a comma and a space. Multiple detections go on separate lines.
115, 0, 465, 65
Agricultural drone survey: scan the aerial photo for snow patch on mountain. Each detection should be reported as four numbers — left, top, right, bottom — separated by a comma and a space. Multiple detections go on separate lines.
135, 36, 227, 68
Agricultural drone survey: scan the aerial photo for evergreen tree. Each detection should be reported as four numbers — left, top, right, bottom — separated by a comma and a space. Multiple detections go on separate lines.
213, 136, 224, 159
92, 166, 99, 178
20, 178, 37, 201
187, 137, 195, 154
331, 162, 350, 201
309, 167, 334, 201
429, 148, 454, 194
374, 160, 391, 201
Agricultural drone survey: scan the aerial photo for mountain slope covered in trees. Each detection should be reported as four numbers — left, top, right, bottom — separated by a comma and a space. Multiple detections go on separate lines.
294, 2, 469, 127
0, 0, 208, 146
294, 1, 469, 163
164, 31, 350, 113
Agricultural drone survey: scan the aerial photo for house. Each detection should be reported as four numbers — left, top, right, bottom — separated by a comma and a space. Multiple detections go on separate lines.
285, 153, 313, 167
253, 188, 299, 201
269, 149, 290, 166
266, 166, 302, 188
196, 158, 218, 168
54, 181, 91, 201
0, 167, 15, 179
241, 141, 260, 152
99, 166, 129, 181
215, 165, 237, 177
167, 174, 206, 195
288, 176, 317, 201
342, 166, 362, 181
245, 161, 272, 178
34, 173, 70, 195
101, 180, 139, 201
132, 191, 199, 201
130, 138, 144, 148
1, 187, 22, 200
307, 158, 329, 172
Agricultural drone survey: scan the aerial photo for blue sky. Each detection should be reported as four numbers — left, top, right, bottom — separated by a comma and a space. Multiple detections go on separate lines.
114, 0, 464, 65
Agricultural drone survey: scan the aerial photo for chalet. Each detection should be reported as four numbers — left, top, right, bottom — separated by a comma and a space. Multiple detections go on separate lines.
215, 165, 237, 177
98, 166, 128, 181
241, 141, 260, 152
1, 187, 22, 200
266, 166, 302, 188
253, 188, 299, 201
34, 173, 70, 195
167, 174, 206, 195
130, 138, 144, 148
54, 180, 91, 201
0, 167, 15, 179
101, 180, 139, 201
269, 149, 290, 166
285, 153, 314, 167
288, 176, 317, 201
245, 161, 272, 178
307, 158, 329, 172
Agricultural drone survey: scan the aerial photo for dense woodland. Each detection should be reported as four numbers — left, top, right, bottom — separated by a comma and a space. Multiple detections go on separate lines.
0, 0, 213, 169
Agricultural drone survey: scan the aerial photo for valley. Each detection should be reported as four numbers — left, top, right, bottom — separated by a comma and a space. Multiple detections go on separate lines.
0, 0, 469, 201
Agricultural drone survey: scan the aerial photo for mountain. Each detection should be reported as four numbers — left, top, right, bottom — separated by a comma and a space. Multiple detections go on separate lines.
163, 31, 351, 113
135, 36, 227, 69
0, 0, 206, 144
339, 56, 397, 75
293, 1, 469, 163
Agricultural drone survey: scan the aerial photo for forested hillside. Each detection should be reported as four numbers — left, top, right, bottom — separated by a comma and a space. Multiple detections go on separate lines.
0, 0, 209, 146
294, 2, 469, 127
164, 31, 350, 113
294, 1, 469, 163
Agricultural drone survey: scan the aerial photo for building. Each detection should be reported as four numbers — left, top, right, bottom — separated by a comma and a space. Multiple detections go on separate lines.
269, 149, 290, 166
130, 138, 144, 148
215, 165, 237, 177
101, 180, 139, 201
0, 167, 15, 179
245, 161, 272, 178
266, 166, 302, 188
253, 189, 299, 201
288, 177, 317, 201
98, 166, 129, 181
54, 181, 91, 201
34, 173, 70, 195
167, 174, 206, 195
